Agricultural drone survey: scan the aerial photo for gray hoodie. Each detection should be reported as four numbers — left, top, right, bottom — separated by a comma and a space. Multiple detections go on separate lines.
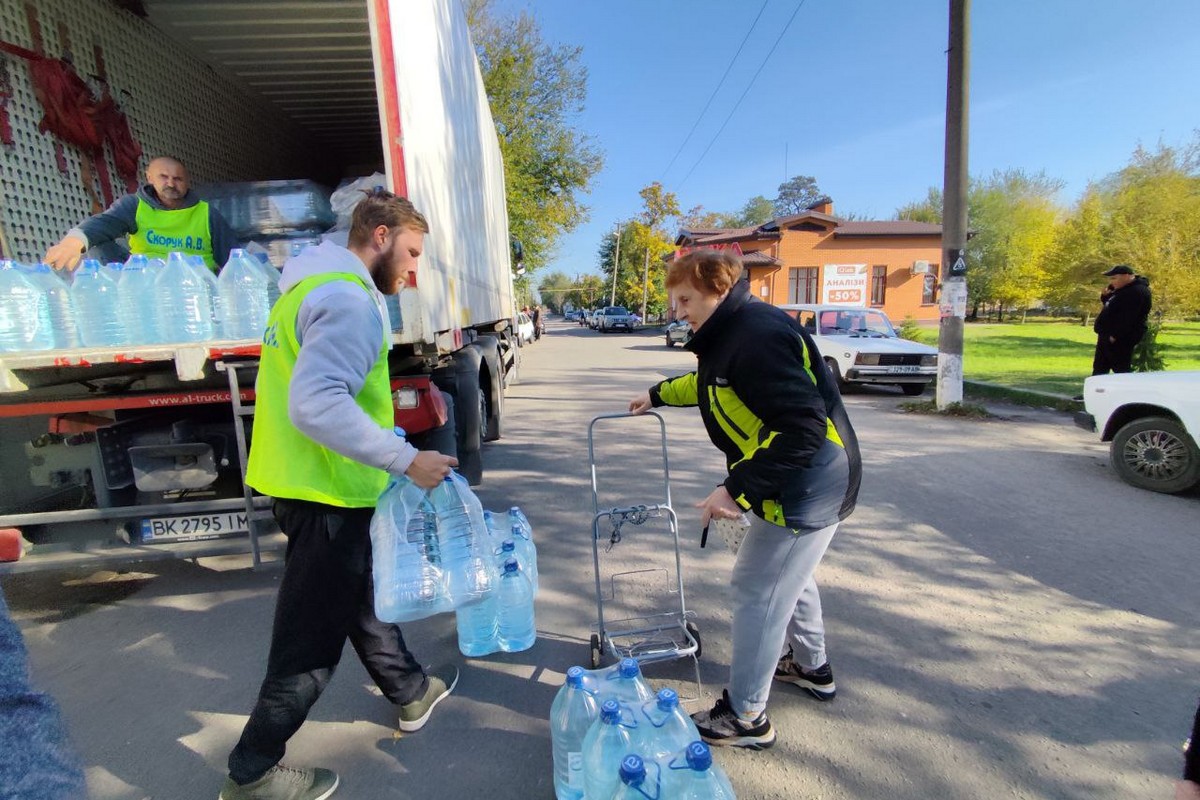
67, 184, 238, 267
280, 240, 417, 477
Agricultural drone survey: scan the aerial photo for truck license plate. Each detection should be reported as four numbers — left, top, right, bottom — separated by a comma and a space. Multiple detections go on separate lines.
140, 512, 249, 542
888, 366, 921, 374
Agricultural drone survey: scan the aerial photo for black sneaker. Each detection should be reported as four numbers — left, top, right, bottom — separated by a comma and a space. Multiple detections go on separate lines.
690, 690, 775, 750
774, 648, 837, 701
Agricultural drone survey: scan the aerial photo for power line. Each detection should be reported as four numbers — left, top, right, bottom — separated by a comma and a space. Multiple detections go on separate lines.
659, 0, 770, 181
677, 0, 809, 190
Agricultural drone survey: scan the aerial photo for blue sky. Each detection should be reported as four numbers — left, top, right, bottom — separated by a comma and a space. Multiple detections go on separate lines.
493, 0, 1200, 279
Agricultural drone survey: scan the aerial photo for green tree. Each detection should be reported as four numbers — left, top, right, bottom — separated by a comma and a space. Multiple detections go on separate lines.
467, 0, 603, 274
536, 269, 574, 313
735, 195, 775, 226
636, 183, 680, 320
773, 175, 824, 216
896, 187, 943, 223
564, 274, 606, 311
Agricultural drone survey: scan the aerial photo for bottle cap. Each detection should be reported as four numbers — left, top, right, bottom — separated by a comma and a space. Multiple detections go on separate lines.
685, 741, 712, 770
618, 658, 641, 679
618, 754, 646, 785
566, 666, 586, 687
503, 557, 519, 573
501, 539, 515, 552
656, 688, 678, 710
600, 699, 621, 723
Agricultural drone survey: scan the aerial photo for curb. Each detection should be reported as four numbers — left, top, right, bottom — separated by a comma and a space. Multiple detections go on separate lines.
962, 380, 1083, 412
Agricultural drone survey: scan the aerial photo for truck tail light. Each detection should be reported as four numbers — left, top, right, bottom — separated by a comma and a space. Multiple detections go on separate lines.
391, 376, 448, 434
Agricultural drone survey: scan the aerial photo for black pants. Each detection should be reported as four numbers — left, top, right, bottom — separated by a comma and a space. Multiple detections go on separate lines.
1092, 337, 1135, 375
228, 499, 426, 785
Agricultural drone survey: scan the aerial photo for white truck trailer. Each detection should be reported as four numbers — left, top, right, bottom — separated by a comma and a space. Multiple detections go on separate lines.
0, 0, 521, 572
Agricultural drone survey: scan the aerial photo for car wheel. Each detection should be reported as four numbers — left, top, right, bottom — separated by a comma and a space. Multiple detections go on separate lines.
900, 383, 927, 396
824, 358, 849, 392
666, 336, 674, 348
1109, 416, 1200, 494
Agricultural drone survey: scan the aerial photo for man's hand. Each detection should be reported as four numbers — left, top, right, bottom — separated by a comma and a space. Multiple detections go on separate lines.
1109, 336, 1116, 344
43, 235, 87, 271
404, 450, 458, 489
1176, 780, 1200, 800
697, 485, 743, 528
628, 391, 652, 415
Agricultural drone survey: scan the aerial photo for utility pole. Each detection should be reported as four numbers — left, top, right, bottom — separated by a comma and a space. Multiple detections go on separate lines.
938, 0, 970, 409
609, 222, 622, 307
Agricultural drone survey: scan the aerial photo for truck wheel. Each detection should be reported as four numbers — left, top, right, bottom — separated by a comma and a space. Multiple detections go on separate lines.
1109, 416, 1200, 494
476, 336, 504, 441
435, 347, 484, 485
900, 383, 926, 396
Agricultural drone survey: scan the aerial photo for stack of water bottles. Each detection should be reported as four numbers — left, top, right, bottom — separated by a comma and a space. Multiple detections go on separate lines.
0, 249, 281, 354
551, 658, 736, 799
369, 469, 538, 657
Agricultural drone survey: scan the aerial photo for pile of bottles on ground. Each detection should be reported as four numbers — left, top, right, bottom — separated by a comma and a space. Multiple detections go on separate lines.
0, 249, 280, 353
371, 470, 538, 657
551, 658, 736, 799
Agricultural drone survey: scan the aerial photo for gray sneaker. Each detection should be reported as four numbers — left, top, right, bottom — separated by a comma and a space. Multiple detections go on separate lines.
398, 665, 459, 732
218, 765, 338, 800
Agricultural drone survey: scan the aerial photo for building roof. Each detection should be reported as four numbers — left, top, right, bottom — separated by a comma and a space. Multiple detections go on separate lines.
832, 220, 943, 237
739, 251, 781, 266
674, 204, 943, 246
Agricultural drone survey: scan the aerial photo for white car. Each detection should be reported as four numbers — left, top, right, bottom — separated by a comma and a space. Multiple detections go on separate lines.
516, 312, 534, 345
778, 304, 938, 396
1076, 370, 1200, 494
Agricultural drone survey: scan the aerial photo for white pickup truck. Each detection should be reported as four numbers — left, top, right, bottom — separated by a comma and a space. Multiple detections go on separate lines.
1076, 371, 1200, 494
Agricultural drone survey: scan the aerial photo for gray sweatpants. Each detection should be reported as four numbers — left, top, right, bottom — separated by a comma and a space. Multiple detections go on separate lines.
727, 514, 838, 718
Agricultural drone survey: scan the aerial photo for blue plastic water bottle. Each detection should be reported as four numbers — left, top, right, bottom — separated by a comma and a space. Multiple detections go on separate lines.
638, 688, 700, 762
582, 699, 637, 800
25, 263, 79, 349
370, 477, 453, 622
217, 248, 271, 339
510, 523, 539, 594
101, 261, 123, 284
454, 548, 500, 656
496, 557, 535, 652
0, 261, 54, 352
249, 251, 281, 308
70, 259, 126, 346
551, 666, 600, 800
605, 658, 654, 707
428, 473, 488, 605
117, 255, 161, 345
667, 741, 736, 800
156, 252, 214, 343
612, 754, 661, 800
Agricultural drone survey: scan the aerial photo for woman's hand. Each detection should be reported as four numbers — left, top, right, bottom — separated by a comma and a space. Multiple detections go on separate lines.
697, 485, 742, 527
628, 392, 652, 415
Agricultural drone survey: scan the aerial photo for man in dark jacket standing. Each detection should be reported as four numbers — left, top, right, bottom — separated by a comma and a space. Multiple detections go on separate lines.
1092, 264, 1152, 375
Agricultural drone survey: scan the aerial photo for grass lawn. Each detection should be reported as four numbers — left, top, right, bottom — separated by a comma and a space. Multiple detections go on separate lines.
906, 321, 1200, 396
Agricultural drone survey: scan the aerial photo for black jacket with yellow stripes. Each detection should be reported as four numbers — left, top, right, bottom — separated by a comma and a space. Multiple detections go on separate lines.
650, 281, 861, 531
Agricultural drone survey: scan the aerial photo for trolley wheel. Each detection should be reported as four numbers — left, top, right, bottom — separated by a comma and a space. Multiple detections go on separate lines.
686, 621, 702, 660
589, 634, 603, 669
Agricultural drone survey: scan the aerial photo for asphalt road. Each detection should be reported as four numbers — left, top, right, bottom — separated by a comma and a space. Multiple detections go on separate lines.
5, 318, 1198, 800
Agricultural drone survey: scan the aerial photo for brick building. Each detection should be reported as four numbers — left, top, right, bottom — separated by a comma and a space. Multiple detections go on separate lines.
675, 199, 944, 321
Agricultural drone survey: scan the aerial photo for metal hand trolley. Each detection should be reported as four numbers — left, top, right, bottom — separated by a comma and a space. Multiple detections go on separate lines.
587, 412, 701, 692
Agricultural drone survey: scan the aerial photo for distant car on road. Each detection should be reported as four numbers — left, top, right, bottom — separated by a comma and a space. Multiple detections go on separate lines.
516, 312, 535, 345
596, 306, 636, 333
778, 304, 937, 395
665, 320, 692, 347
1076, 370, 1200, 494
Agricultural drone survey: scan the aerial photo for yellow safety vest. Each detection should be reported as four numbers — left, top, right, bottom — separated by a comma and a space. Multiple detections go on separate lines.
129, 199, 216, 271
245, 272, 393, 507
